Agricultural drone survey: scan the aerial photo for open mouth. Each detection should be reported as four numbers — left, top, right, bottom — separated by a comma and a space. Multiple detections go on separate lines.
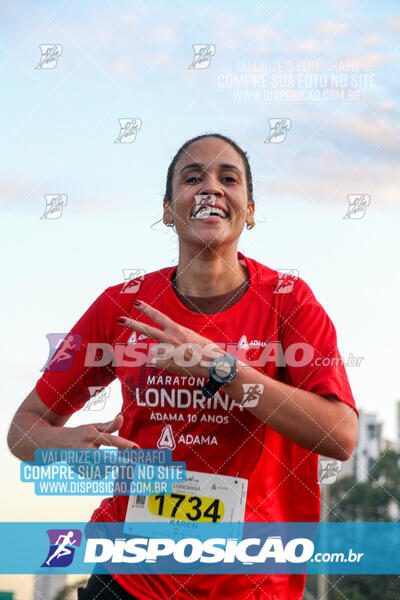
190, 205, 229, 220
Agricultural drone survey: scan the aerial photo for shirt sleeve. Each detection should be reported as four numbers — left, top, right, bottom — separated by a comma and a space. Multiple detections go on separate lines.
279, 278, 358, 416
35, 289, 116, 415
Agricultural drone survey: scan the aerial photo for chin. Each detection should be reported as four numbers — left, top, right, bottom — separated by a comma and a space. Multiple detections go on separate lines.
195, 234, 231, 249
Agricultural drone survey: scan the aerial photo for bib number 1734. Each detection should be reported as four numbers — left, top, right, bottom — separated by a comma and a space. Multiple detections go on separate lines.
149, 493, 224, 523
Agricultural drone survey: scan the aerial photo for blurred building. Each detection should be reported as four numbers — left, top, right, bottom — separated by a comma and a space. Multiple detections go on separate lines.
337, 409, 383, 482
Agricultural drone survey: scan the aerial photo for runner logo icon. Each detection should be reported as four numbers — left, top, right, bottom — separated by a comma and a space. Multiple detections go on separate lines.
115, 118, 142, 144
41, 333, 82, 372
36, 44, 63, 69
41, 529, 82, 567
265, 119, 292, 143
242, 384, 264, 408
188, 44, 216, 69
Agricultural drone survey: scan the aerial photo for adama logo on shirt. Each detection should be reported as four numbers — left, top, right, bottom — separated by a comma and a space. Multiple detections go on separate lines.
157, 425, 176, 450
238, 335, 269, 349
127, 331, 151, 345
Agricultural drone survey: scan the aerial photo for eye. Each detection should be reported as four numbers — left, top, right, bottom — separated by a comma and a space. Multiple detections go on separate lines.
186, 176, 202, 184
221, 176, 237, 183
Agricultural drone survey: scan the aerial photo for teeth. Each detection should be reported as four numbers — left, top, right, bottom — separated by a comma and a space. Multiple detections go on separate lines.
212, 208, 227, 217
190, 206, 228, 219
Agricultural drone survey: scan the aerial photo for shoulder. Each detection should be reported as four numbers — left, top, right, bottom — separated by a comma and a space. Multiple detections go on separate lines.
247, 255, 317, 307
88, 266, 174, 339
96, 265, 174, 311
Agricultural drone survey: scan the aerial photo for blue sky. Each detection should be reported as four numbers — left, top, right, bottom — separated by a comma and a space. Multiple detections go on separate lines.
1, 2, 400, 594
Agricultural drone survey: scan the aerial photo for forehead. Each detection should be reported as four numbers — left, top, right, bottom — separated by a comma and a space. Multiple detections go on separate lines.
174, 137, 244, 174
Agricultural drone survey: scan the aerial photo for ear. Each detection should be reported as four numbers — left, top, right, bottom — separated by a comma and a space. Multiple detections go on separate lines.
246, 202, 255, 220
163, 196, 172, 213
245, 202, 255, 229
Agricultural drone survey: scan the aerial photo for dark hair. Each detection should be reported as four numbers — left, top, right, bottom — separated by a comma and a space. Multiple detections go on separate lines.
164, 133, 254, 204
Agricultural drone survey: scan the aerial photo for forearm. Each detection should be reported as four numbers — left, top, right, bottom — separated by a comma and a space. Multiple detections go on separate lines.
7, 412, 68, 462
223, 363, 357, 461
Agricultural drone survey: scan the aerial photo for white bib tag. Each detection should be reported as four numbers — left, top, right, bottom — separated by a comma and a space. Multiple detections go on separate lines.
124, 470, 248, 538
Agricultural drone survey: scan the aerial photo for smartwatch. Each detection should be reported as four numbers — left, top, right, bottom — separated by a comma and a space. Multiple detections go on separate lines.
202, 352, 238, 398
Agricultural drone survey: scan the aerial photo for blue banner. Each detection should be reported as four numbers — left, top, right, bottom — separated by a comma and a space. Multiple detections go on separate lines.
1, 522, 400, 574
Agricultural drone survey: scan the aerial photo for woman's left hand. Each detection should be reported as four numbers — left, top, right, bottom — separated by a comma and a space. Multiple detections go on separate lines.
116, 301, 225, 378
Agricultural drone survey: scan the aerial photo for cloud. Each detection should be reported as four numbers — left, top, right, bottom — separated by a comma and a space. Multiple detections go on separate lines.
244, 24, 280, 42
251, 103, 400, 208
0, 178, 131, 214
0, 178, 38, 209
314, 20, 349, 37
150, 23, 178, 43
383, 16, 400, 32
290, 39, 336, 54
258, 151, 400, 207
291, 39, 320, 53
352, 52, 391, 70
107, 56, 135, 75
328, 0, 359, 7
334, 113, 399, 149
361, 34, 382, 46
376, 99, 395, 112
197, 14, 282, 52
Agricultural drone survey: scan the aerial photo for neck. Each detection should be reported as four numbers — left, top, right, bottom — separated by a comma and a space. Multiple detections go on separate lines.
173, 245, 248, 297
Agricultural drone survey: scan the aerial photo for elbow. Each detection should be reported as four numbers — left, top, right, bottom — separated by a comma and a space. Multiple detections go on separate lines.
330, 416, 358, 462
7, 422, 17, 457
7, 414, 25, 459
333, 443, 355, 463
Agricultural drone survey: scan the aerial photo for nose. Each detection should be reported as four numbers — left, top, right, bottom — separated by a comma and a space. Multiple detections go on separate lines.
198, 173, 224, 197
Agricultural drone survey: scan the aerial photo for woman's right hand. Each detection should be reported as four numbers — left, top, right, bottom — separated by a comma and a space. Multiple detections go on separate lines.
8, 389, 139, 462
63, 413, 140, 449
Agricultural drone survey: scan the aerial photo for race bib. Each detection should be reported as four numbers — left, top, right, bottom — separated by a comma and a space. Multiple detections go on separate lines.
124, 470, 248, 538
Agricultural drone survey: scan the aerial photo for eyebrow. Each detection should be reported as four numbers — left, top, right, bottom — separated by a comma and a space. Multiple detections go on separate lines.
179, 162, 243, 175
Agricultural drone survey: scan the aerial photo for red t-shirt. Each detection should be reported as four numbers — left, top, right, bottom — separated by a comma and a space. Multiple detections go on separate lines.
36, 252, 357, 599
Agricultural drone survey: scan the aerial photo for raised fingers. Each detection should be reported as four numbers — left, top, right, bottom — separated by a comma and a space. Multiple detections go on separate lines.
96, 414, 123, 434
116, 316, 170, 343
97, 432, 140, 449
132, 301, 176, 331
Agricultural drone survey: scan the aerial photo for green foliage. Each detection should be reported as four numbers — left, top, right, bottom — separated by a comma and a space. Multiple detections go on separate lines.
303, 451, 400, 598
305, 574, 400, 600
329, 450, 400, 522
330, 575, 400, 599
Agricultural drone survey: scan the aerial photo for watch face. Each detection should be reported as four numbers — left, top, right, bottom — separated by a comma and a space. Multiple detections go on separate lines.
213, 357, 233, 380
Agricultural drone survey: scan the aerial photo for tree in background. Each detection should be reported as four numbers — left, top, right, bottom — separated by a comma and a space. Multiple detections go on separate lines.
304, 450, 400, 599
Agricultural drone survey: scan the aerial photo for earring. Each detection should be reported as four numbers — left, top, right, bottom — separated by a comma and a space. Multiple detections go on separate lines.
246, 222, 255, 230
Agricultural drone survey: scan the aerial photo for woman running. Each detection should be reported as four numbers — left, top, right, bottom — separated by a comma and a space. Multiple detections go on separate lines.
8, 133, 358, 599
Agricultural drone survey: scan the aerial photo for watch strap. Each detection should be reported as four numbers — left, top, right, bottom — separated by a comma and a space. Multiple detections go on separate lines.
202, 377, 222, 398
